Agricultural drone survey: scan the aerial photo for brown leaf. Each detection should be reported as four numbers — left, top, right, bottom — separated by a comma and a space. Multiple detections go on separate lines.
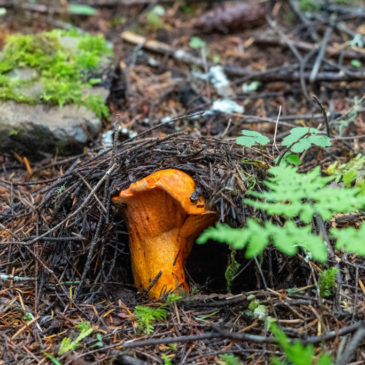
195, 3, 266, 34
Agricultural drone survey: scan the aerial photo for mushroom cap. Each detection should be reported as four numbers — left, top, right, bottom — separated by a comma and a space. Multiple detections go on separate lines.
113, 169, 208, 215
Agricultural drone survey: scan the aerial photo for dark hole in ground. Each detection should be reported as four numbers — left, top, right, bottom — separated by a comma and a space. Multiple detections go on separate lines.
186, 240, 229, 293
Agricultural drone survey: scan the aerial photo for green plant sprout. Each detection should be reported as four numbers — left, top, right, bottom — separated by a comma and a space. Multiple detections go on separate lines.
161, 353, 173, 365
134, 305, 167, 334
242, 81, 261, 93
318, 267, 339, 298
189, 37, 206, 49
146, 5, 165, 29
218, 353, 243, 365
225, 250, 240, 293
133, 294, 181, 334
299, 0, 320, 12
0, 29, 111, 118
197, 164, 365, 263
236, 127, 331, 162
281, 127, 331, 153
58, 321, 93, 355
245, 297, 268, 321
195, 310, 219, 322
68, 4, 97, 15
270, 322, 333, 365
44, 353, 61, 365
236, 130, 270, 147
351, 59, 362, 68
327, 154, 365, 191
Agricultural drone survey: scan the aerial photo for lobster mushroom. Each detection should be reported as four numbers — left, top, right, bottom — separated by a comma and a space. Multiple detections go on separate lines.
112, 169, 217, 298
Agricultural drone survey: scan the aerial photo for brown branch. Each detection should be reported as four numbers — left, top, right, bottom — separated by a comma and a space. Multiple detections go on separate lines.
121, 31, 365, 82
255, 34, 365, 60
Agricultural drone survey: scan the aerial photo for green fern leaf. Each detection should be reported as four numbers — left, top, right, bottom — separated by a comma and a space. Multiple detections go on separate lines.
270, 221, 327, 261
236, 130, 270, 147
245, 164, 365, 223
316, 354, 334, 365
331, 223, 365, 256
270, 322, 333, 365
319, 267, 339, 298
197, 223, 250, 249
134, 305, 168, 334
198, 219, 327, 262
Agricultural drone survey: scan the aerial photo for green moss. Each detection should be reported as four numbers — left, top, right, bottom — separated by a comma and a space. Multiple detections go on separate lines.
83, 94, 110, 119
0, 29, 111, 118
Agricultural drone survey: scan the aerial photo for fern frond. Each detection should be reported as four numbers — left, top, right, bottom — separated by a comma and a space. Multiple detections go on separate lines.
245, 165, 365, 223
331, 223, 365, 256
319, 267, 339, 298
197, 219, 328, 262
270, 322, 333, 365
134, 306, 167, 334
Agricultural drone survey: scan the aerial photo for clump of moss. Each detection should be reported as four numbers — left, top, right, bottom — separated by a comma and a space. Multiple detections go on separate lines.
0, 29, 112, 118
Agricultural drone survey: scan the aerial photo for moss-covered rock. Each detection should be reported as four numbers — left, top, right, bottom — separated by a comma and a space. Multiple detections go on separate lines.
0, 29, 113, 156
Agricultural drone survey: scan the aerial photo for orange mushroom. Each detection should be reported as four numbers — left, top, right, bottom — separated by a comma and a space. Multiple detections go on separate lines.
112, 169, 217, 298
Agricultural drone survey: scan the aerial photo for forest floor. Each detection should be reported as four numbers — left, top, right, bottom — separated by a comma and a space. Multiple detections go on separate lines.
1, 1, 365, 364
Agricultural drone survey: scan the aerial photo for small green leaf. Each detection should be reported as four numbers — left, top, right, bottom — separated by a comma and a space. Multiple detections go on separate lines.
75, 321, 93, 343
161, 354, 173, 365
44, 353, 62, 365
282, 127, 331, 153
270, 322, 333, 365
343, 169, 358, 187
90, 333, 103, 348
212, 54, 221, 63
225, 250, 240, 293
326, 154, 365, 187
284, 153, 301, 165
189, 37, 206, 49
59, 337, 78, 355
242, 81, 261, 93
68, 4, 97, 15
351, 59, 362, 68
236, 130, 270, 147
146, 6, 165, 29
317, 354, 335, 365
299, 0, 320, 12
24, 312, 33, 322
218, 353, 243, 365
332, 223, 365, 256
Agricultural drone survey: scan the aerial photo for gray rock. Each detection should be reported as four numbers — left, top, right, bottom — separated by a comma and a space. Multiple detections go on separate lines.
0, 101, 102, 156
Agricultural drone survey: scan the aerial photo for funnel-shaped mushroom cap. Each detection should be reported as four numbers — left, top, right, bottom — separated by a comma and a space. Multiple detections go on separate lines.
113, 169, 217, 298
116, 169, 207, 214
